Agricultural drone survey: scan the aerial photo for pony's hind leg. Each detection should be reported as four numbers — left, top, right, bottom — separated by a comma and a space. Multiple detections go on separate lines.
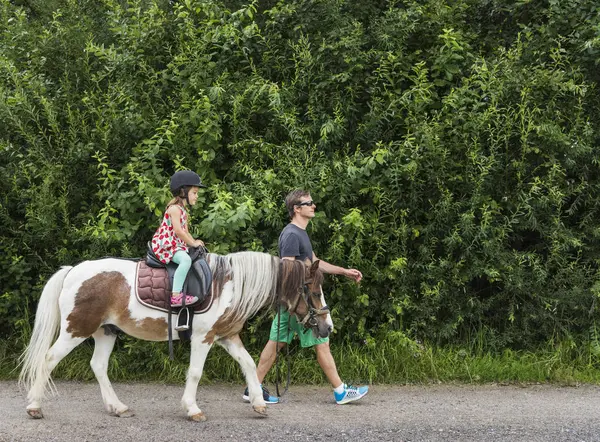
26, 332, 86, 418
91, 329, 133, 417
217, 334, 267, 416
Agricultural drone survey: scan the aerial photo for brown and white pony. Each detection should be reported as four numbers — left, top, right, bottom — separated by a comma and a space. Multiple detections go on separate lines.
19, 251, 332, 421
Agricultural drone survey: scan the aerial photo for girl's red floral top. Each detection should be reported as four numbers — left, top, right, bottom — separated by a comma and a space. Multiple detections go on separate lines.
151, 205, 188, 264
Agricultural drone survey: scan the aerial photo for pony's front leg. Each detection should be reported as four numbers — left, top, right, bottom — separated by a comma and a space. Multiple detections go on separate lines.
216, 334, 267, 416
181, 334, 212, 421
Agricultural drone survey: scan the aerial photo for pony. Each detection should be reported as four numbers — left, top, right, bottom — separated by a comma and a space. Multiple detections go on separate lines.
19, 251, 332, 421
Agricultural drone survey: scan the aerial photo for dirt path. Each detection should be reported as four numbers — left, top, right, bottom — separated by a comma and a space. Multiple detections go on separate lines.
1, 380, 599, 441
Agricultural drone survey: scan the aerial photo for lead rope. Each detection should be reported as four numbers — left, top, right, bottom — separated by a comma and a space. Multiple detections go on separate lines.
274, 305, 291, 398
168, 303, 174, 360
274, 277, 303, 398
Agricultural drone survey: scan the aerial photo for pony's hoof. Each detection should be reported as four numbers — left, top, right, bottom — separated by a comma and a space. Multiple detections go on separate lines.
253, 405, 268, 417
27, 408, 43, 419
112, 409, 135, 418
190, 412, 207, 422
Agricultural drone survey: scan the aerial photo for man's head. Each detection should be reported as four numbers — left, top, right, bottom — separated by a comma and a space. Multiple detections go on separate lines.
285, 189, 316, 220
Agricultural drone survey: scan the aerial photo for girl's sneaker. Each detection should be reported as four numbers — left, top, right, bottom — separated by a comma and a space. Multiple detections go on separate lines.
334, 384, 369, 404
170, 293, 199, 307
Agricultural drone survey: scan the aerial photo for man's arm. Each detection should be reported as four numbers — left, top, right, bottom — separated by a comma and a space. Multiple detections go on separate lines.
313, 253, 362, 283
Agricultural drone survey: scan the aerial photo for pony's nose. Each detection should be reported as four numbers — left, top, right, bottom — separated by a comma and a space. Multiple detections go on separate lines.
327, 325, 333, 335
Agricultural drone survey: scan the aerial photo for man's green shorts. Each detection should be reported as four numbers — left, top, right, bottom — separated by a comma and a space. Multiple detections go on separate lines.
269, 310, 329, 348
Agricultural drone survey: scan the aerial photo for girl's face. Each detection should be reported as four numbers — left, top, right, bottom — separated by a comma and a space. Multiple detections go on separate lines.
187, 186, 200, 206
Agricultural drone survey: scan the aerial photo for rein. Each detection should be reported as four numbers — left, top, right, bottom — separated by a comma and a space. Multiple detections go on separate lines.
274, 305, 291, 398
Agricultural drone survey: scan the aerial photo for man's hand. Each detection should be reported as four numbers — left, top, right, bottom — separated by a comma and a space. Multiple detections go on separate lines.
343, 268, 363, 283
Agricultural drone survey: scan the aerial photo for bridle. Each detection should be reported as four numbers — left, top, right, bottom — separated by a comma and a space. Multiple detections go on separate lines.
295, 281, 330, 329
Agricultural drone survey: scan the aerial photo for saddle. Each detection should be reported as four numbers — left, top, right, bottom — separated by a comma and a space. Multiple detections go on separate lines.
135, 261, 214, 314
144, 243, 213, 308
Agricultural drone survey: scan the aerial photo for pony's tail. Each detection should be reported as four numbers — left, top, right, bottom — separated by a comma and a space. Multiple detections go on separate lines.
18, 266, 73, 397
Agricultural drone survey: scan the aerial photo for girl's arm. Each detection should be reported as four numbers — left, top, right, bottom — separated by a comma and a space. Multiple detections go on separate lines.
168, 206, 204, 247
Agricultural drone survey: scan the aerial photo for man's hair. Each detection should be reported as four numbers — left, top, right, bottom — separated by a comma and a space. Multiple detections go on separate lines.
285, 189, 310, 219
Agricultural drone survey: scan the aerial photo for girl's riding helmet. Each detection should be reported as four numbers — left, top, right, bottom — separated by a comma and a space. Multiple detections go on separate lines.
169, 170, 206, 196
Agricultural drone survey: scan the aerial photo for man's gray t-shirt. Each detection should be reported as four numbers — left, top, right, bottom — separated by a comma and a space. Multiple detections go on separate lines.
278, 223, 313, 262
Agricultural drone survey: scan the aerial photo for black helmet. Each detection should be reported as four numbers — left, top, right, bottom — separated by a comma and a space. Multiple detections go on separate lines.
169, 170, 206, 196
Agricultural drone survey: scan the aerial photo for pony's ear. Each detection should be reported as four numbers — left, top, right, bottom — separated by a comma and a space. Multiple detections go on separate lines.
310, 260, 320, 274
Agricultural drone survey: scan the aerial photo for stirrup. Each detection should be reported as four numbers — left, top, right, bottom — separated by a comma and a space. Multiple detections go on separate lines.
175, 307, 191, 331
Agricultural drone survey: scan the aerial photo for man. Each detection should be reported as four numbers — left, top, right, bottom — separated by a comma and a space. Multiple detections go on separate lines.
243, 189, 369, 405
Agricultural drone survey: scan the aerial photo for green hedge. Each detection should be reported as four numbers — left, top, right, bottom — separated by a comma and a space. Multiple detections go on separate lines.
2, 0, 600, 352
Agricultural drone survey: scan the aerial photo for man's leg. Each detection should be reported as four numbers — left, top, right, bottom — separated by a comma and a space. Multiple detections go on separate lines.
242, 312, 292, 403
242, 340, 283, 404
258, 310, 293, 383
314, 341, 369, 405
256, 339, 286, 384
314, 342, 342, 388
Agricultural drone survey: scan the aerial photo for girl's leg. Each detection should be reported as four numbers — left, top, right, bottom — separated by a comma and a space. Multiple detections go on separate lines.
172, 250, 192, 293
171, 251, 196, 306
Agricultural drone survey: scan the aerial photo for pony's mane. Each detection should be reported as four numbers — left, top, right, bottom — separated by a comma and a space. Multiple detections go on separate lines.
208, 251, 280, 325
277, 260, 304, 310
207, 253, 232, 300
277, 259, 324, 310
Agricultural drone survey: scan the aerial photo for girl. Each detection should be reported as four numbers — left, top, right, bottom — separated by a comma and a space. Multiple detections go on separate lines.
151, 170, 206, 307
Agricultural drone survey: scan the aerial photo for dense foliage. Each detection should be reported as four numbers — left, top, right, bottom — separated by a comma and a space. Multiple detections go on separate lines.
2, 0, 600, 356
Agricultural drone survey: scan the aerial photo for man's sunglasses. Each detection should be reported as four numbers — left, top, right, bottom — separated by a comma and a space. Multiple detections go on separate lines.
296, 200, 315, 207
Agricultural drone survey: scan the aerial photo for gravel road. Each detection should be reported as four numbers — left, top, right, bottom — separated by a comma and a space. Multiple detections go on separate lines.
1, 380, 599, 441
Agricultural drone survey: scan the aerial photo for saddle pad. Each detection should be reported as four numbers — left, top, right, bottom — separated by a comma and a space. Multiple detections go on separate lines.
135, 261, 214, 314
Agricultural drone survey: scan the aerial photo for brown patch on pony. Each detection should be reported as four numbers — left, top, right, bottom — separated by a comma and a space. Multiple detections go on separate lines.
115, 312, 169, 341
67, 271, 168, 340
202, 309, 245, 344
66, 272, 129, 338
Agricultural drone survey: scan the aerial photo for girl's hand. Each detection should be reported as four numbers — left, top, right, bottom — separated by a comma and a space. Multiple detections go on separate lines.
193, 239, 205, 248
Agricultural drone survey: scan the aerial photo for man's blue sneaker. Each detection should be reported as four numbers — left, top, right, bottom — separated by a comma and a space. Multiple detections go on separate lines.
334, 384, 369, 404
242, 385, 279, 404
